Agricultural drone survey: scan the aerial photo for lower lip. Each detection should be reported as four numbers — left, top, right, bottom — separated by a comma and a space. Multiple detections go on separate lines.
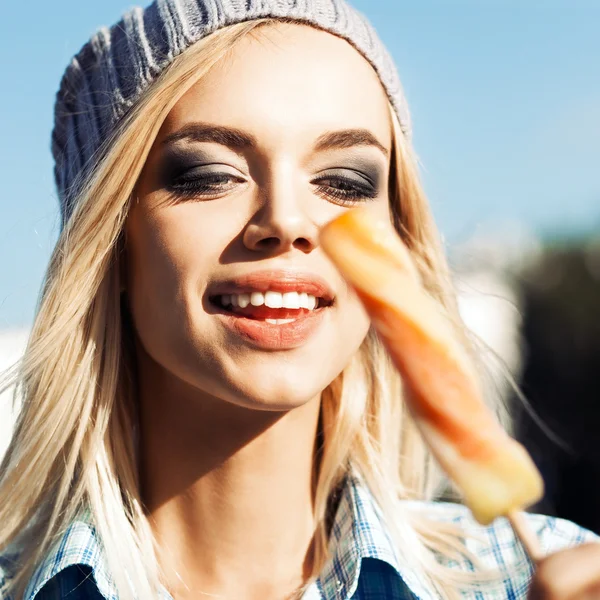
217, 308, 328, 350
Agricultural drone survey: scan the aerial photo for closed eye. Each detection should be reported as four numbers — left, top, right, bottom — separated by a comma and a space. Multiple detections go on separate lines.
167, 166, 245, 198
312, 169, 379, 206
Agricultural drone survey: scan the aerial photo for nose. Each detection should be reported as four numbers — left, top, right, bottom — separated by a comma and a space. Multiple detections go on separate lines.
242, 177, 319, 255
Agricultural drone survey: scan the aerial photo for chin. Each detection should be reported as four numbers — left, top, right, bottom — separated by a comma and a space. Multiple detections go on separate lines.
224, 372, 327, 412
224, 344, 356, 411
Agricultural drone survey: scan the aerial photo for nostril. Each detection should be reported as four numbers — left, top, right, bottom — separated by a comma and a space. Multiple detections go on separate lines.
256, 237, 280, 250
253, 237, 313, 252
293, 238, 313, 252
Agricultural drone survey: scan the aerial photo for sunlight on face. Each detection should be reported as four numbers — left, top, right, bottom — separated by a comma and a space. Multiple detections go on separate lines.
126, 22, 393, 410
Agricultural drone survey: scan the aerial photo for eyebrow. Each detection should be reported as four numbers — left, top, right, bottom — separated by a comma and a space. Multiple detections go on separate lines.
162, 123, 257, 149
314, 129, 389, 157
162, 123, 388, 157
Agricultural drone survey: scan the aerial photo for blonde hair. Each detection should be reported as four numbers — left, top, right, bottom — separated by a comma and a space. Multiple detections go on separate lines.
1, 20, 494, 600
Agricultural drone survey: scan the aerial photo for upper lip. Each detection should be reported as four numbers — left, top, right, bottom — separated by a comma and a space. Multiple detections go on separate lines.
208, 269, 335, 302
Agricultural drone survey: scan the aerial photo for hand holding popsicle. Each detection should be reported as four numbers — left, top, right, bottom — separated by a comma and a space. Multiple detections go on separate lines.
319, 207, 544, 558
527, 543, 600, 599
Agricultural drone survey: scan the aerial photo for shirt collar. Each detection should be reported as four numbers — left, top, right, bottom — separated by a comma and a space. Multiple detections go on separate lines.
24, 512, 118, 600
24, 475, 427, 600
316, 472, 431, 600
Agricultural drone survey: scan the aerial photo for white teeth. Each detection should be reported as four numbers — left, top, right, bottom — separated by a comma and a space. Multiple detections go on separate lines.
298, 293, 317, 310
222, 290, 323, 310
238, 293, 250, 308
264, 291, 283, 308
282, 291, 301, 309
250, 292, 265, 307
299, 292, 309, 308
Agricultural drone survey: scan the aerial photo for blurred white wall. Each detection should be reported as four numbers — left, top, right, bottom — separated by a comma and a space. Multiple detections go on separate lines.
454, 269, 523, 431
450, 221, 540, 430
0, 329, 28, 460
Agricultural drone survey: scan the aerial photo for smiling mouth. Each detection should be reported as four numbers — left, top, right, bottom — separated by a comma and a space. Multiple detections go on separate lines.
209, 291, 333, 323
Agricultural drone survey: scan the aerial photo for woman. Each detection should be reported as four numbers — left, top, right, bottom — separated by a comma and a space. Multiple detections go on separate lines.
0, 1, 598, 599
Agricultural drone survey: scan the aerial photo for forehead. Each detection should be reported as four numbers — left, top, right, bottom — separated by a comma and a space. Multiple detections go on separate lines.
160, 22, 392, 148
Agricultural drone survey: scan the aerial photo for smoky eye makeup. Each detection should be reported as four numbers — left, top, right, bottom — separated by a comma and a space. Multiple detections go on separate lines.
305, 147, 389, 205
317, 152, 386, 184
159, 148, 241, 182
155, 144, 387, 204
157, 147, 248, 196
315, 153, 385, 184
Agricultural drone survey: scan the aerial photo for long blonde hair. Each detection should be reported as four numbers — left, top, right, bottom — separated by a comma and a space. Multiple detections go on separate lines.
1, 20, 492, 600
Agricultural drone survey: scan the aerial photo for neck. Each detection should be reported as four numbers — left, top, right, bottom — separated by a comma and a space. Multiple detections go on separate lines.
137, 349, 321, 600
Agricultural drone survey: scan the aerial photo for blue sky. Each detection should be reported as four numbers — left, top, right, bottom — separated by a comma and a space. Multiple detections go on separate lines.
0, 1, 599, 327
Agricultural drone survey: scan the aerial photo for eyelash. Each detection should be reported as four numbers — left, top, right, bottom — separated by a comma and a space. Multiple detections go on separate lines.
313, 175, 377, 204
168, 172, 240, 196
169, 172, 378, 205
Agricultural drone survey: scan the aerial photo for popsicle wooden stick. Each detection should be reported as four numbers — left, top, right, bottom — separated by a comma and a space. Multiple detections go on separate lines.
507, 510, 543, 563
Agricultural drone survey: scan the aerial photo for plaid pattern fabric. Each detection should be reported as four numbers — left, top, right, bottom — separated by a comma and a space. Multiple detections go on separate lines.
1, 475, 597, 599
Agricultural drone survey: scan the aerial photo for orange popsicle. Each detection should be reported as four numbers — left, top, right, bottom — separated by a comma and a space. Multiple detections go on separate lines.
320, 207, 543, 525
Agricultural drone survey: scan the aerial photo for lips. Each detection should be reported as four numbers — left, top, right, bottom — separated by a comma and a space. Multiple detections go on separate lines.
208, 270, 335, 303
207, 269, 335, 350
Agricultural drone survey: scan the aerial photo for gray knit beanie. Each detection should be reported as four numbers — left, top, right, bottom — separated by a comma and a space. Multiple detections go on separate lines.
52, 0, 411, 226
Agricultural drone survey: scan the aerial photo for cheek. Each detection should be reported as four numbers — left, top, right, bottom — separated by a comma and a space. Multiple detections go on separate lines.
123, 211, 216, 368
338, 288, 371, 347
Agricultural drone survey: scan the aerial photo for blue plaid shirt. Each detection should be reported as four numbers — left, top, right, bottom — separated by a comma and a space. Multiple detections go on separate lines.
1, 475, 597, 600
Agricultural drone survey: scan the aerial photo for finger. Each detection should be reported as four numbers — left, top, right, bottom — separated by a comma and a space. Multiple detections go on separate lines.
528, 543, 600, 599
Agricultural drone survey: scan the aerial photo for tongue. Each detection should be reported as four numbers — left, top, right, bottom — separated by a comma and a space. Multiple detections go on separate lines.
231, 306, 309, 320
